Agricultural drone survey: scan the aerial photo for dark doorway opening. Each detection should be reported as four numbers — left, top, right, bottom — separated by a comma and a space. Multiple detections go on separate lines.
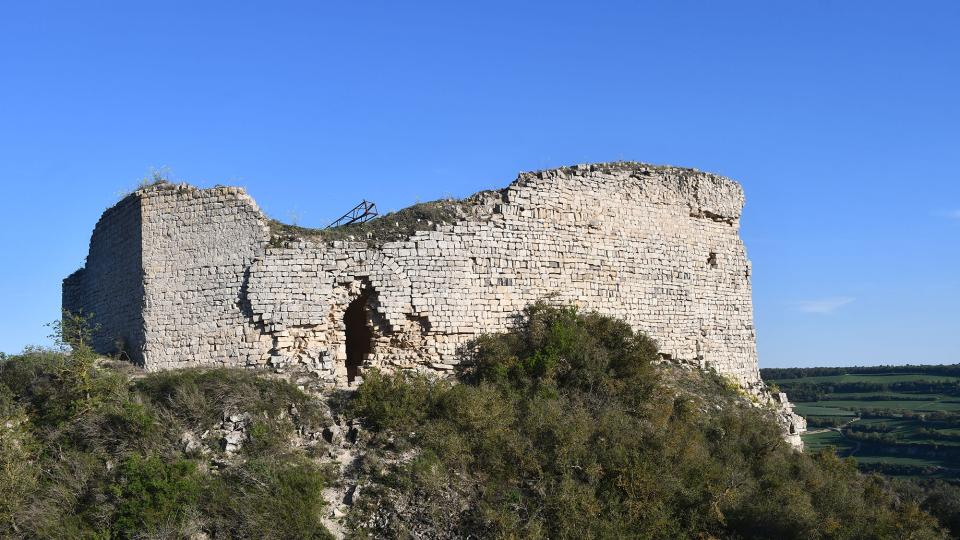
344, 291, 372, 383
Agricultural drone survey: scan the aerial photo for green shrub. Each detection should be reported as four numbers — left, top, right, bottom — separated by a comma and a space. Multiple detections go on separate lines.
0, 351, 334, 538
0, 392, 39, 536
350, 369, 449, 434
204, 457, 334, 539
110, 454, 201, 538
348, 303, 947, 539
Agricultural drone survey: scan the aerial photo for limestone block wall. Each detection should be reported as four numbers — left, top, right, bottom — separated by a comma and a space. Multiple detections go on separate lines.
241, 163, 761, 385
65, 163, 761, 385
138, 184, 273, 370
66, 163, 809, 444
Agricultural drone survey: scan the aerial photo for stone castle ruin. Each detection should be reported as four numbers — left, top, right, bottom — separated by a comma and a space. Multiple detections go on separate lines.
63, 162, 805, 444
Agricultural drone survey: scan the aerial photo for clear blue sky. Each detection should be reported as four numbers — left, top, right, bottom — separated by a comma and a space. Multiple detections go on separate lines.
0, 1, 957, 367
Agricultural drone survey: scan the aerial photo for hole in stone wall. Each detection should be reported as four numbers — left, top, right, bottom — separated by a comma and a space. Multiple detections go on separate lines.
707, 252, 718, 268
344, 290, 373, 383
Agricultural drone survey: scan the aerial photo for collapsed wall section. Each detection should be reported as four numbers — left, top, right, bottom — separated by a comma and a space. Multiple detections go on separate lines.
242, 246, 423, 384
63, 194, 145, 363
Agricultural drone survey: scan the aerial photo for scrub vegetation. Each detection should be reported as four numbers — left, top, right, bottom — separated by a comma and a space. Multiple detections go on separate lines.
269, 196, 485, 247
345, 305, 946, 539
0, 317, 335, 539
0, 307, 955, 538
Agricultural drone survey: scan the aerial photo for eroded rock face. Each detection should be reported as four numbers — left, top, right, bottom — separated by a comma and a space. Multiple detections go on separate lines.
749, 385, 808, 450
776, 392, 808, 449
63, 162, 805, 446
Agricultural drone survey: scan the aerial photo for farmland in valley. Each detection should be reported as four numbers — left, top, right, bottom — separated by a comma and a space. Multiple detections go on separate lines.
762, 365, 960, 478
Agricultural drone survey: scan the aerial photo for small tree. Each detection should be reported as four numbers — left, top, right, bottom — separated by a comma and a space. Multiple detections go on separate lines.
48, 310, 101, 414
50, 309, 99, 353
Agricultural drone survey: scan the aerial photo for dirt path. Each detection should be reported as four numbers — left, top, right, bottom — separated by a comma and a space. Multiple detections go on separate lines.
805, 416, 859, 435
804, 417, 864, 456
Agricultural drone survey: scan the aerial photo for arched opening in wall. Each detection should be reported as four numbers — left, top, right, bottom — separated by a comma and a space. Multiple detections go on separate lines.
344, 290, 373, 383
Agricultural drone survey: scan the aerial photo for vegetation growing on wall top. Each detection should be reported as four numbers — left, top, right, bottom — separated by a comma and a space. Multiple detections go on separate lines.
269, 193, 498, 247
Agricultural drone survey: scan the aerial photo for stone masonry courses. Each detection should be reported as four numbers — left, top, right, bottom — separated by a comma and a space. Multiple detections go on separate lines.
63, 161, 806, 447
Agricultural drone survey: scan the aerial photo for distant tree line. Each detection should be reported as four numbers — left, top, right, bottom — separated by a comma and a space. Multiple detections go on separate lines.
846, 438, 960, 460
762, 364, 960, 381
854, 409, 960, 426
805, 416, 849, 428
848, 423, 895, 434
773, 381, 960, 402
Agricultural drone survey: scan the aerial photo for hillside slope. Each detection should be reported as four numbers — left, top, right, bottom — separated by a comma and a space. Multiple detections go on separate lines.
0, 307, 947, 539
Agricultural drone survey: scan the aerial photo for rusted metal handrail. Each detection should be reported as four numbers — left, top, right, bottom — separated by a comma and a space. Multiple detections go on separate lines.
326, 200, 378, 228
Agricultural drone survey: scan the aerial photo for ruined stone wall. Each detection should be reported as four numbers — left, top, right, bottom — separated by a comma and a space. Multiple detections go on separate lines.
245, 163, 761, 386
62, 194, 145, 363
66, 163, 760, 385
66, 162, 807, 442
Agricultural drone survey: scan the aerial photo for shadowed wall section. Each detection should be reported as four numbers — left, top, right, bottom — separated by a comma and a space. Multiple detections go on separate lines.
63, 194, 145, 364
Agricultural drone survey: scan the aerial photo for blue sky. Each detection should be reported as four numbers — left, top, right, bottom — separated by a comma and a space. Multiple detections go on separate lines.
0, 1, 957, 367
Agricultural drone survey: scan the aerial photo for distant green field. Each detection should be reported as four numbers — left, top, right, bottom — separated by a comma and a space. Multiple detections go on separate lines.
856, 418, 912, 429
772, 365, 960, 479
793, 404, 856, 417
802, 430, 853, 453
822, 392, 943, 401
819, 399, 960, 412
